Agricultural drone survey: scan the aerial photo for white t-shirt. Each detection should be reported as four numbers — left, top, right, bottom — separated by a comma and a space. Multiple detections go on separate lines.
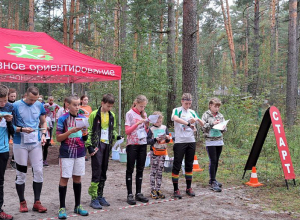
125, 109, 147, 145
171, 106, 200, 143
56, 107, 69, 120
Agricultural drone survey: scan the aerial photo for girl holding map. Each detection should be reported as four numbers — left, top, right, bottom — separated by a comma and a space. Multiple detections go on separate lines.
202, 97, 227, 193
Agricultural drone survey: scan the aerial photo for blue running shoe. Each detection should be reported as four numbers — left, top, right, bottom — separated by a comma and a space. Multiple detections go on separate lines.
98, 197, 110, 206
90, 199, 102, 209
58, 208, 67, 219
74, 205, 89, 216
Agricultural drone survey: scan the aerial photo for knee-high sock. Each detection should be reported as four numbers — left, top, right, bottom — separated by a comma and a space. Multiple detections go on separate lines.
172, 173, 179, 191
59, 185, 67, 208
16, 183, 25, 202
73, 182, 81, 208
33, 182, 43, 202
185, 172, 193, 189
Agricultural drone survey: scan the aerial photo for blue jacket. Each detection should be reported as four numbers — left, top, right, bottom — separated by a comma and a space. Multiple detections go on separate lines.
0, 102, 14, 153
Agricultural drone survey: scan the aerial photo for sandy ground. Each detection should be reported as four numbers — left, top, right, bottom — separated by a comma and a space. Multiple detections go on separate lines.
1, 145, 296, 220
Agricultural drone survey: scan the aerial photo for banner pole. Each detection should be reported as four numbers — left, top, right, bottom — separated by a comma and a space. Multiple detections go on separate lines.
118, 80, 121, 134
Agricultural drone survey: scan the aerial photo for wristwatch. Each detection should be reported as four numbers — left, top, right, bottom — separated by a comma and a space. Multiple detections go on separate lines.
187, 122, 191, 127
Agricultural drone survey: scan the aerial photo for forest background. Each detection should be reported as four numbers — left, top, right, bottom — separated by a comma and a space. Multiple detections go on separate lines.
1, 0, 300, 216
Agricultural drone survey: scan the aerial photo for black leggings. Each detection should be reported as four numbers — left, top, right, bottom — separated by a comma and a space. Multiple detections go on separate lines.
126, 144, 147, 195
43, 127, 53, 161
206, 145, 223, 182
0, 152, 9, 210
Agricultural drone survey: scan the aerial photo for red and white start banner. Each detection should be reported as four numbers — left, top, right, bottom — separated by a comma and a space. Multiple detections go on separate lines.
270, 106, 295, 180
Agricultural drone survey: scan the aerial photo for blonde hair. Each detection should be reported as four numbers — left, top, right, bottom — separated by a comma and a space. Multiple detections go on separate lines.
209, 97, 222, 108
152, 111, 163, 119
132, 95, 148, 119
181, 93, 192, 101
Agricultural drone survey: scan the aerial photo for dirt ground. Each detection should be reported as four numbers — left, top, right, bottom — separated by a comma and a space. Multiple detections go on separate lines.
2, 145, 296, 220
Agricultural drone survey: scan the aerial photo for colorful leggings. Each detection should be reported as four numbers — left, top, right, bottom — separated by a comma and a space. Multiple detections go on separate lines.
149, 151, 165, 191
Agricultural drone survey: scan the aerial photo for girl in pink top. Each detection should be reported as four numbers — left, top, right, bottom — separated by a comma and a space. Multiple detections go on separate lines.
125, 95, 149, 205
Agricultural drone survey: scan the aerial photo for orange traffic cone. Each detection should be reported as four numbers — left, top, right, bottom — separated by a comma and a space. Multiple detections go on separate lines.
245, 167, 263, 187
193, 155, 203, 172
9, 139, 13, 144
50, 138, 55, 145
169, 133, 174, 143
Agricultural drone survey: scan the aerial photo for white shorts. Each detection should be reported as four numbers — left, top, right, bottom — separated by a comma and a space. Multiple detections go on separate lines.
59, 157, 85, 178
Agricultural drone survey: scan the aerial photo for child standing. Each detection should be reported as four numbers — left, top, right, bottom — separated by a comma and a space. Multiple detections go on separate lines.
201, 97, 226, 192
0, 85, 14, 220
86, 94, 122, 209
79, 95, 92, 118
171, 93, 204, 199
147, 111, 170, 199
42, 114, 53, 166
125, 95, 149, 205
56, 97, 71, 121
56, 95, 89, 219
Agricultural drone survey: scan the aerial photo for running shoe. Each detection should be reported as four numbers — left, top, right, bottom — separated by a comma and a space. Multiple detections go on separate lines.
127, 194, 136, 205
58, 208, 67, 219
173, 190, 182, 199
19, 201, 28, 213
186, 188, 195, 197
211, 181, 222, 192
150, 190, 158, 199
135, 193, 149, 203
209, 179, 222, 188
32, 201, 47, 213
0, 211, 13, 220
74, 205, 89, 216
90, 199, 102, 209
156, 190, 165, 199
43, 160, 49, 167
98, 197, 110, 206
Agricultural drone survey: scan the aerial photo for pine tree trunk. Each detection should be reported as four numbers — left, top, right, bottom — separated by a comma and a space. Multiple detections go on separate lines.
0, 1, 3, 28
220, 0, 237, 77
120, 0, 127, 52
182, 0, 198, 111
133, 32, 138, 61
167, 0, 177, 128
175, 0, 180, 55
75, 0, 80, 51
159, 0, 164, 65
22, 1, 26, 30
244, 5, 249, 93
63, 0, 68, 46
270, 0, 276, 70
69, 0, 75, 49
28, 0, 34, 31
286, 0, 298, 127
250, 0, 260, 97
8, 0, 12, 29
15, 0, 19, 30
113, 5, 119, 58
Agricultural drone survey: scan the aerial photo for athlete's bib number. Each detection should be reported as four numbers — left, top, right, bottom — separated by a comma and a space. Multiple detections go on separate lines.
209, 129, 222, 137
0, 118, 6, 128
23, 131, 38, 144
68, 127, 82, 138
137, 128, 147, 140
101, 128, 109, 141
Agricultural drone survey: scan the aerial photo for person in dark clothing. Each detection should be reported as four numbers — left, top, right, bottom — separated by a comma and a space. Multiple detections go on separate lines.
86, 94, 121, 209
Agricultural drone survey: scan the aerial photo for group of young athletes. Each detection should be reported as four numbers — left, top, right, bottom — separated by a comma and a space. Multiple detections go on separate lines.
0, 86, 226, 220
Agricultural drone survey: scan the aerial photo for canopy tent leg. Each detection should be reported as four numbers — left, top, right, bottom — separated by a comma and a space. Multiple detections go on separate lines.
118, 80, 121, 134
